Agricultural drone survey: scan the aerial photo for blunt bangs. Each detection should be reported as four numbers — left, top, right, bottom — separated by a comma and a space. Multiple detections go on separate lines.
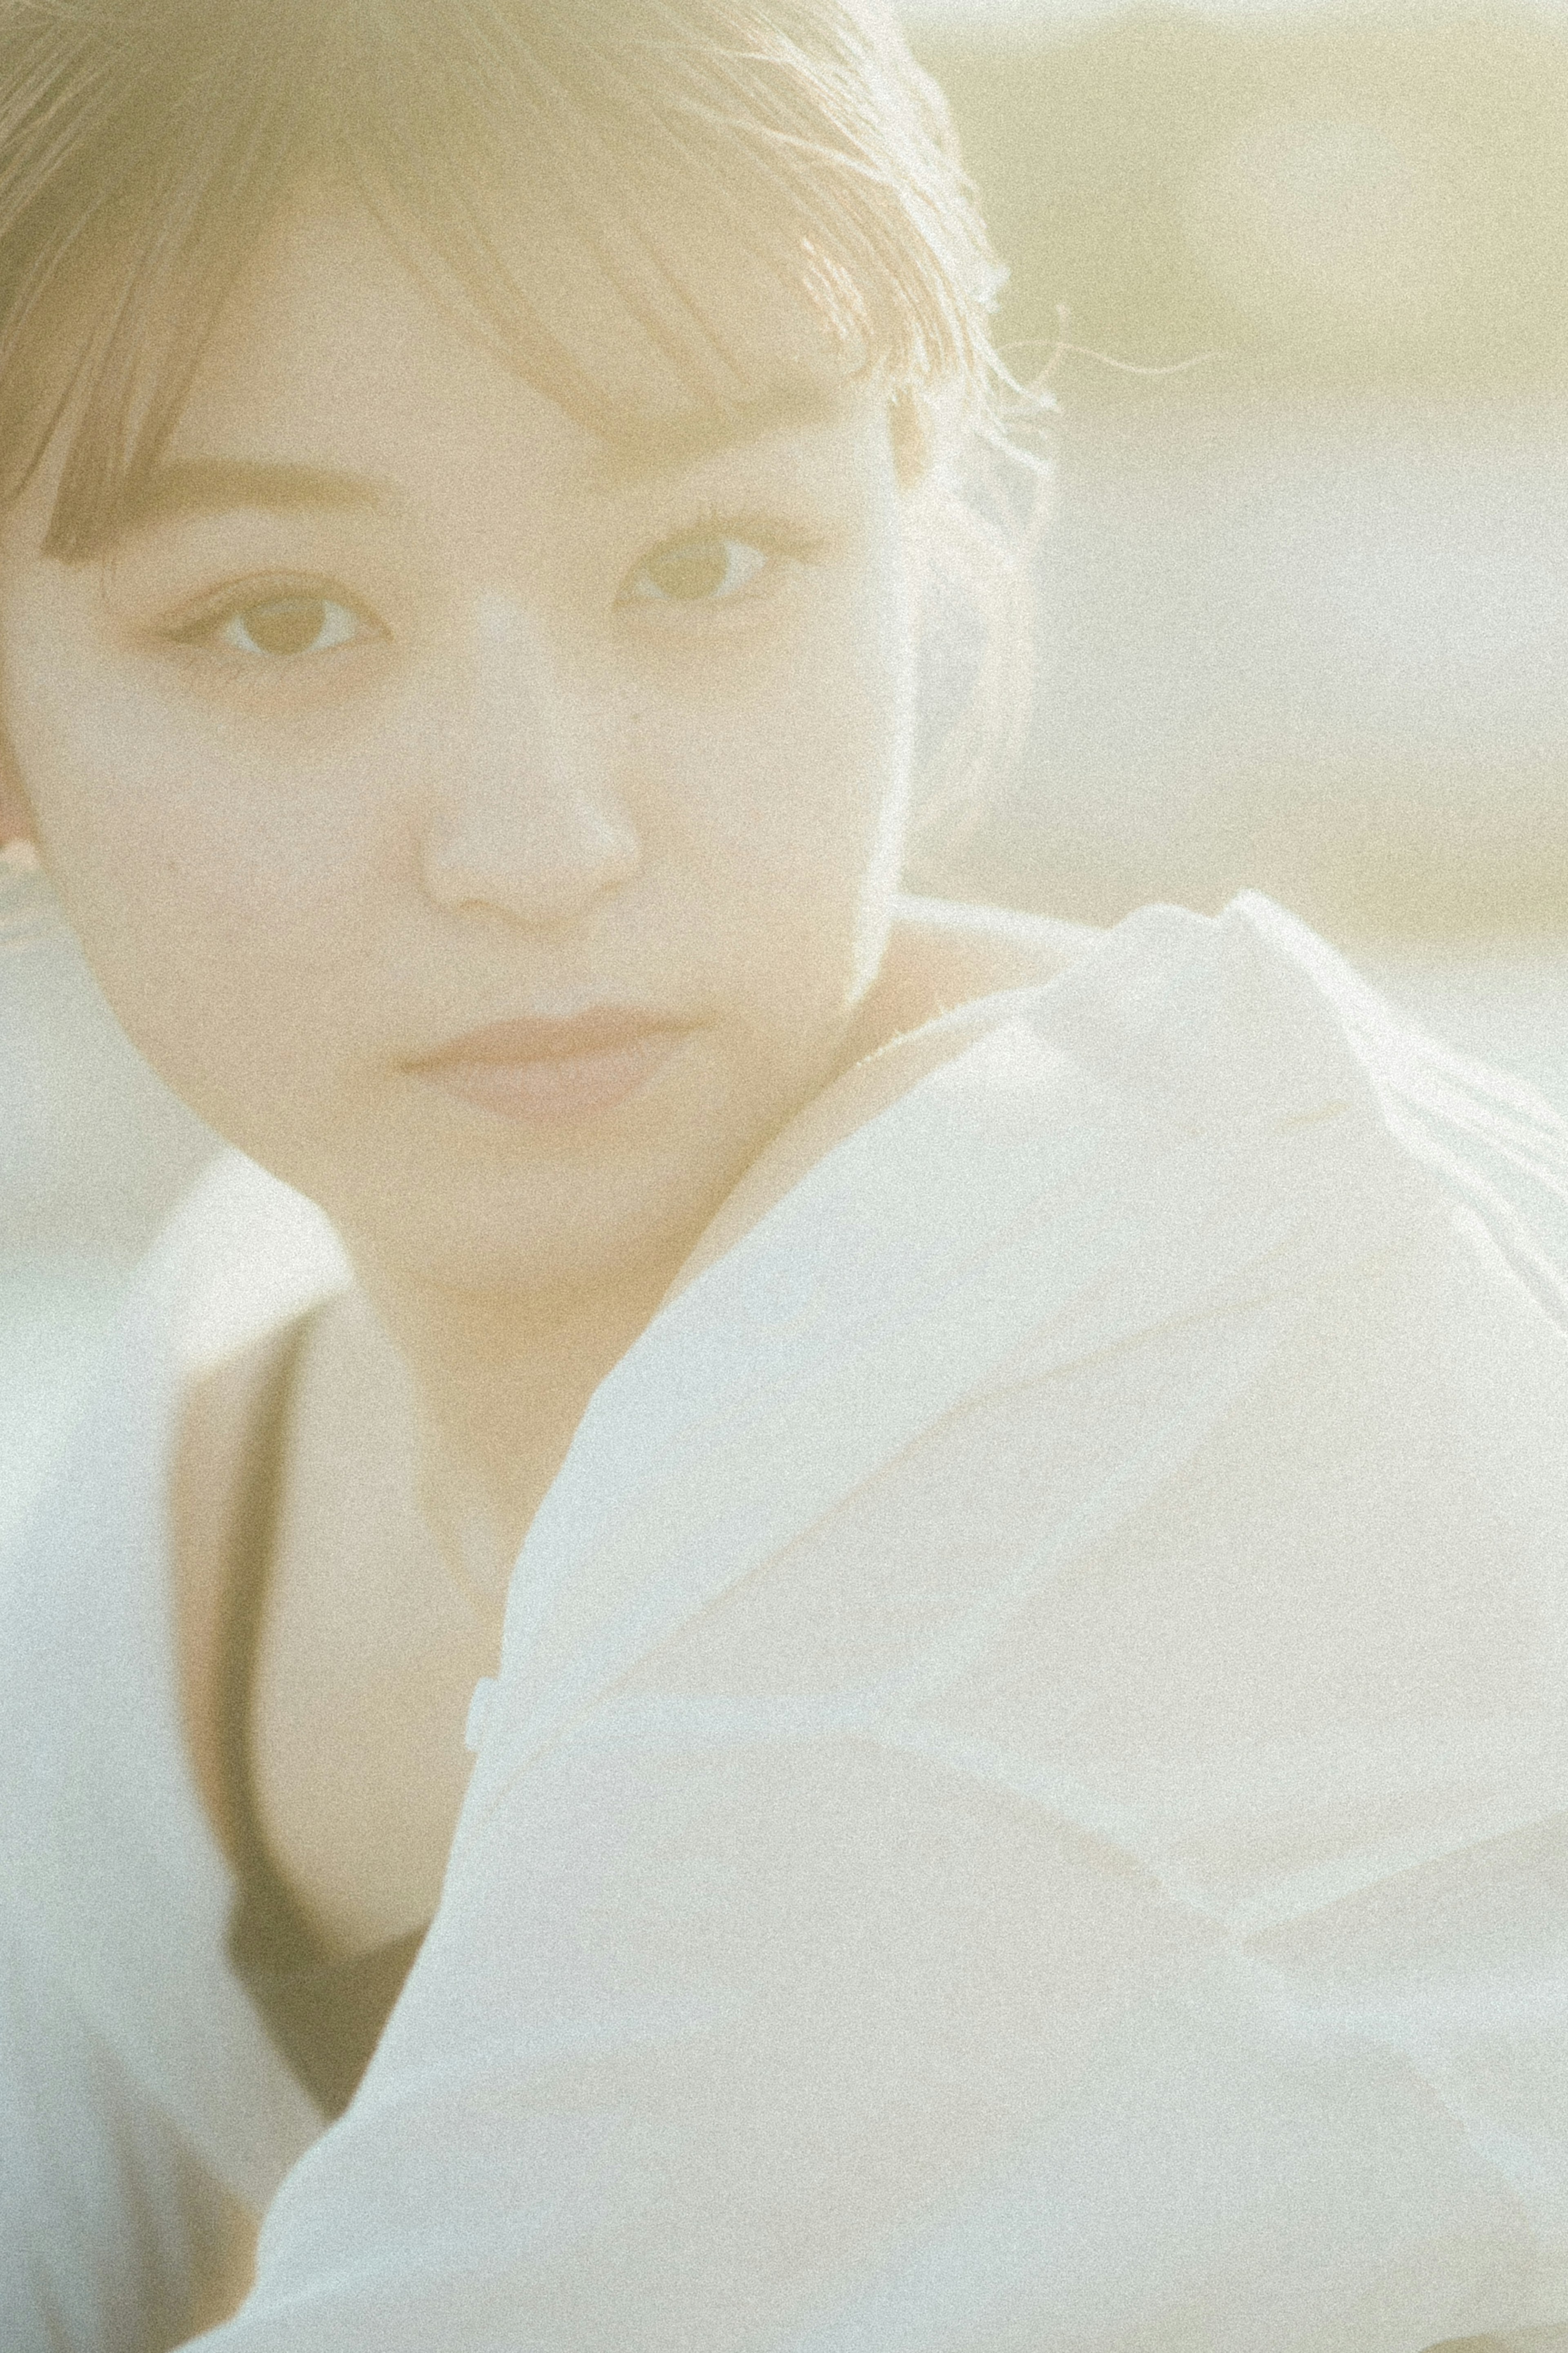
0, 0, 1006, 561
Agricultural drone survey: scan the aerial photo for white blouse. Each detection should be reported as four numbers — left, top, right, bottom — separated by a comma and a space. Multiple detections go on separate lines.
4, 895, 1568, 2353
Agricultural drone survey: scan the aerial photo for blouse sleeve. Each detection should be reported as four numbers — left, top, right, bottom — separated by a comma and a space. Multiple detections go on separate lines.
193, 906, 1568, 2353
0, 1907, 241, 2353
0, 1153, 346, 2351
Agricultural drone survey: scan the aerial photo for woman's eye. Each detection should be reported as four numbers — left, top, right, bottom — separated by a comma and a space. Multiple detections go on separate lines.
209, 594, 363, 657
626, 536, 771, 605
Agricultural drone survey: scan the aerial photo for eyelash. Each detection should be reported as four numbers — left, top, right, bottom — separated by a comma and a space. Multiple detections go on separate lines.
633, 505, 832, 598
167, 576, 379, 661
164, 506, 833, 662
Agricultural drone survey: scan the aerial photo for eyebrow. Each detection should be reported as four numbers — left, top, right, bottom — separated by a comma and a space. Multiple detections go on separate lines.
76, 458, 388, 559
71, 379, 850, 558
584, 378, 853, 489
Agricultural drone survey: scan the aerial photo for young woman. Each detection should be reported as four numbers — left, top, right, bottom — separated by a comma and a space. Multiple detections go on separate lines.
2, 3, 1566, 2347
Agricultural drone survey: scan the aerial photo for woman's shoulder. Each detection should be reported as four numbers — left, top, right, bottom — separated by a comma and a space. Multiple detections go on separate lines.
687, 890, 1568, 1352
172, 1316, 309, 1867
865, 894, 1104, 1044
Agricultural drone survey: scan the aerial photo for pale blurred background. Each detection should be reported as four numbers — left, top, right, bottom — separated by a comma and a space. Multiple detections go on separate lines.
6, 0, 1568, 1537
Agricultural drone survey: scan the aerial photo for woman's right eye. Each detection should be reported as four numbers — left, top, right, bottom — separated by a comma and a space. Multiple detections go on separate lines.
190, 593, 367, 658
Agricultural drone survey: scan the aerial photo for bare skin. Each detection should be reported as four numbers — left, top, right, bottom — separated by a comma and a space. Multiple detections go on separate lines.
174, 896, 1100, 1963
0, 188, 1108, 1958
168, 900, 1096, 2333
0, 193, 1099, 2326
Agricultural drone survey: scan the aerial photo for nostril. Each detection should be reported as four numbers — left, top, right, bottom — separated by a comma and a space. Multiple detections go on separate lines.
419, 794, 642, 926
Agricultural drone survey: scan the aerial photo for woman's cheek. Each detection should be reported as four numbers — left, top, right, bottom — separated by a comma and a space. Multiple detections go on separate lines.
17, 693, 360, 1151
692, 574, 910, 883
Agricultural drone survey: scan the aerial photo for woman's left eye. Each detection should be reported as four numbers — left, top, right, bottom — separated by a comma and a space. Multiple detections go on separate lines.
204, 594, 365, 657
624, 536, 771, 606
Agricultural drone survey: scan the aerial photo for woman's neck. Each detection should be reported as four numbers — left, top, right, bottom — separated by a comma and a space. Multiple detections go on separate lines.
342, 1247, 681, 1612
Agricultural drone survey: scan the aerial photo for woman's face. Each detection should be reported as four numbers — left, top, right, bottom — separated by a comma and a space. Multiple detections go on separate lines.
0, 201, 918, 1292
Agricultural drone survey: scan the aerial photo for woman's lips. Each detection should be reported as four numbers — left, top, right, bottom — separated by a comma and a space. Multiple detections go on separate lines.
408, 1011, 693, 1122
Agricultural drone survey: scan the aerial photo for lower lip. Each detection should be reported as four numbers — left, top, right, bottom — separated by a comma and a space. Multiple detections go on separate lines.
412, 1028, 689, 1122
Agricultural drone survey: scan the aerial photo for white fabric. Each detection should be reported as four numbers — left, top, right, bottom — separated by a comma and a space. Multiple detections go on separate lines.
0, 1156, 347, 2345
4, 894, 1568, 2353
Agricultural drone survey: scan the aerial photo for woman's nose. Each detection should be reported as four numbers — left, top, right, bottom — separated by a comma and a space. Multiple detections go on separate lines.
419, 597, 641, 926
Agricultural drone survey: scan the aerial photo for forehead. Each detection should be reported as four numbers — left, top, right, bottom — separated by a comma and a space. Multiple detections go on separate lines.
162, 194, 858, 484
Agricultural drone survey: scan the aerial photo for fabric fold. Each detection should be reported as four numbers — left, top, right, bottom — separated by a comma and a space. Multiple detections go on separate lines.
7, 895, 1567, 2353
207, 899, 1568, 2350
